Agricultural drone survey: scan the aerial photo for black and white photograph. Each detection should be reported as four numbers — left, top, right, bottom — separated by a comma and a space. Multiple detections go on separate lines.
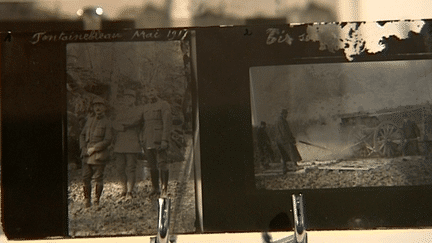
66, 39, 195, 236
251, 60, 432, 190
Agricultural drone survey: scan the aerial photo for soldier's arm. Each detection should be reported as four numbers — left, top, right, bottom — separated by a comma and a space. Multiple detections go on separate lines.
79, 119, 90, 156
121, 109, 144, 128
161, 102, 172, 142
414, 122, 421, 138
138, 107, 146, 145
93, 120, 114, 151
275, 120, 284, 142
112, 120, 125, 131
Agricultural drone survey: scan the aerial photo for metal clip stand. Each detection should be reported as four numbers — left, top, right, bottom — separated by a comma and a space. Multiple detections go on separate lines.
150, 198, 173, 243
292, 194, 307, 243
262, 194, 307, 243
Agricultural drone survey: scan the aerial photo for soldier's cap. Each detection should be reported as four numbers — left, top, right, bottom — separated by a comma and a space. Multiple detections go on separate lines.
92, 97, 106, 105
124, 89, 136, 97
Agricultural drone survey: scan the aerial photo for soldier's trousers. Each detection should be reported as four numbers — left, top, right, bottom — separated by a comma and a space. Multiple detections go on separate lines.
116, 153, 138, 185
259, 145, 274, 166
82, 163, 105, 186
277, 143, 301, 164
146, 148, 168, 170
403, 141, 420, 156
146, 148, 169, 195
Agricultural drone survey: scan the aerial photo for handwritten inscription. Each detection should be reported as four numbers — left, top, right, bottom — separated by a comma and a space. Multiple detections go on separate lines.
131, 29, 188, 40
30, 31, 122, 44
31, 29, 188, 44
167, 29, 188, 40
131, 30, 161, 39
266, 28, 294, 45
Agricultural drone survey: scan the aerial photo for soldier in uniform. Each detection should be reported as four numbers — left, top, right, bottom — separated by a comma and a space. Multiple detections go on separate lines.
257, 121, 274, 170
275, 109, 302, 174
112, 90, 143, 200
401, 115, 421, 156
79, 97, 113, 208
141, 87, 172, 197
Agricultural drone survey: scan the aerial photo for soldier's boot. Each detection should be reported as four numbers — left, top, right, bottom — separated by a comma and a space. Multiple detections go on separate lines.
125, 180, 135, 200
94, 183, 103, 206
120, 180, 127, 198
149, 169, 160, 197
83, 183, 91, 208
159, 169, 169, 198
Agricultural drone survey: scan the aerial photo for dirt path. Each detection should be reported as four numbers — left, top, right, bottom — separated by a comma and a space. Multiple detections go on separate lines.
68, 143, 196, 237
257, 156, 432, 190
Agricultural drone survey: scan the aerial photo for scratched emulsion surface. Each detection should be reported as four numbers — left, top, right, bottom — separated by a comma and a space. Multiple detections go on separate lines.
253, 20, 428, 125
304, 20, 425, 61
251, 20, 432, 189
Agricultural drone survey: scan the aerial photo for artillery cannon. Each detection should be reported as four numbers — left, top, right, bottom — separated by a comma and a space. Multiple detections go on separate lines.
338, 104, 430, 158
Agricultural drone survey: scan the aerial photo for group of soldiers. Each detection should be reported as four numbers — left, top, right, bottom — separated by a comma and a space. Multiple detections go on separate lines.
256, 109, 432, 175
257, 109, 302, 174
78, 87, 174, 208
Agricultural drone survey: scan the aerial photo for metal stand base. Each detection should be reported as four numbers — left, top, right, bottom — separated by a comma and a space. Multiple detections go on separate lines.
150, 197, 175, 243
151, 194, 306, 243
292, 194, 307, 243
263, 194, 308, 243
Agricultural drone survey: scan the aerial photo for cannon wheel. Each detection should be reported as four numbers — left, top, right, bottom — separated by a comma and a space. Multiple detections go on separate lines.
373, 121, 403, 157
347, 125, 375, 158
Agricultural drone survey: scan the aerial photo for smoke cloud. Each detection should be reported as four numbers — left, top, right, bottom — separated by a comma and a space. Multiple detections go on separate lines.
250, 59, 432, 161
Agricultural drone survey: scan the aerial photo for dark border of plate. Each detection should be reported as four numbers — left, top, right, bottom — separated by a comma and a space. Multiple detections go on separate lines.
194, 20, 432, 233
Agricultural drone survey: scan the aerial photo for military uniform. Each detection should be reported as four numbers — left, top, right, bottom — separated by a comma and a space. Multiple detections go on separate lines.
79, 98, 113, 207
275, 114, 301, 173
113, 99, 143, 198
401, 119, 420, 156
257, 123, 274, 169
141, 99, 172, 196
